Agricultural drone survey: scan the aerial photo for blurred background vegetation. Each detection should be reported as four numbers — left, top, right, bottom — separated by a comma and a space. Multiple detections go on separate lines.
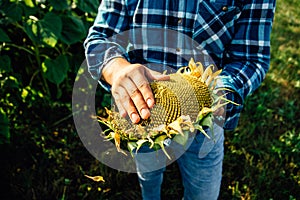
0, 0, 299, 199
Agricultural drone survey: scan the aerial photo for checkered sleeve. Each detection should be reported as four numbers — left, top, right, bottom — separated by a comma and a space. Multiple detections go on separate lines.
83, 0, 130, 90
220, 0, 276, 129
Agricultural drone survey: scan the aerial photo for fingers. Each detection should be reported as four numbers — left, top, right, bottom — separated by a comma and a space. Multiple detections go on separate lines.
111, 64, 169, 124
130, 88, 151, 119
139, 84, 155, 108
112, 87, 140, 124
124, 74, 152, 119
130, 70, 155, 108
113, 90, 150, 124
146, 69, 170, 81
112, 69, 150, 123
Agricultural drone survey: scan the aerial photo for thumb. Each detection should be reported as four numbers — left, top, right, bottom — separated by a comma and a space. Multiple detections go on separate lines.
145, 69, 170, 81
153, 74, 170, 81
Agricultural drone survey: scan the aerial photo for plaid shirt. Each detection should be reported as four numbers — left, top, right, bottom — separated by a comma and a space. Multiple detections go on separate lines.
84, 0, 276, 130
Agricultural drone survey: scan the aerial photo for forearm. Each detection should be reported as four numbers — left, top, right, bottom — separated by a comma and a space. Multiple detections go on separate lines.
219, 0, 276, 129
83, 0, 129, 87
222, 0, 275, 99
221, 60, 270, 102
218, 61, 268, 129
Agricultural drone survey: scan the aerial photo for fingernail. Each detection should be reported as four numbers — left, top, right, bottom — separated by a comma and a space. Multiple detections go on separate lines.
147, 98, 154, 108
131, 113, 140, 123
120, 111, 127, 118
141, 108, 150, 119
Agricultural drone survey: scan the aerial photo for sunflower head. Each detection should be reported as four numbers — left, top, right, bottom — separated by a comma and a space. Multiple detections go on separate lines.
98, 58, 237, 158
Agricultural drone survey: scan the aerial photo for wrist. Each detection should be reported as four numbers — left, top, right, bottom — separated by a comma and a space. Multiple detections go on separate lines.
102, 57, 131, 85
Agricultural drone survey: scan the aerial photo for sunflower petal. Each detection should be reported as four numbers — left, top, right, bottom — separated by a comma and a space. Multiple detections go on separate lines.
84, 175, 105, 182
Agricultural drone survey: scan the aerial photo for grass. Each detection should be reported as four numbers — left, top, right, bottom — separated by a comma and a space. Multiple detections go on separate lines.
1, 0, 299, 199
219, 0, 300, 198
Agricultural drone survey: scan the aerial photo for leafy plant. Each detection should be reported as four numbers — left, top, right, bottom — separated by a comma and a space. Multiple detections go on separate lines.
0, 0, 299, 199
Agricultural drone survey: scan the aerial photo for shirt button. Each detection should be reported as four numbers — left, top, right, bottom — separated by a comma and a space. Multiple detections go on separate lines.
222, 6, 228, 11
178, 18, 183, 24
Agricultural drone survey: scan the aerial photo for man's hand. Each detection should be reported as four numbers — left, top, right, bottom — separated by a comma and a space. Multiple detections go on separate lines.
102, 58, 170, 124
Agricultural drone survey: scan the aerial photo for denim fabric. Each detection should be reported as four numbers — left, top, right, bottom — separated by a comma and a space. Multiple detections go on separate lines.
135, 124, 224, 200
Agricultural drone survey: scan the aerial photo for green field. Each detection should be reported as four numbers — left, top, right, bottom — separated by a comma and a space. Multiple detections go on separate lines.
0, 0, 299, 199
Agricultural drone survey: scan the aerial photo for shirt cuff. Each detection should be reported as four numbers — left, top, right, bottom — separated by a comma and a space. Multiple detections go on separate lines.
85, 43, 128, 92
215, 76, 244, 130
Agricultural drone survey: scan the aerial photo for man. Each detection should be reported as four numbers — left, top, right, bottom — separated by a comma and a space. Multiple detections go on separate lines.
84, 0, 276, 199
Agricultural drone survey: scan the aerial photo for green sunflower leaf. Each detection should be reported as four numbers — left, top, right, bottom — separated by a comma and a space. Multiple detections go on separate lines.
173, 130, 189, 146
154, 135, 171, 159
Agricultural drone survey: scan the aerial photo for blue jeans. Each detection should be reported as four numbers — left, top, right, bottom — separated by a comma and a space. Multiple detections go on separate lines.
135, 124, 224, 200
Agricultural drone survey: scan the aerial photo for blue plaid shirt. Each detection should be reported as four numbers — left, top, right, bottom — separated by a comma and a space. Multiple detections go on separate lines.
84, 0, 276, 130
